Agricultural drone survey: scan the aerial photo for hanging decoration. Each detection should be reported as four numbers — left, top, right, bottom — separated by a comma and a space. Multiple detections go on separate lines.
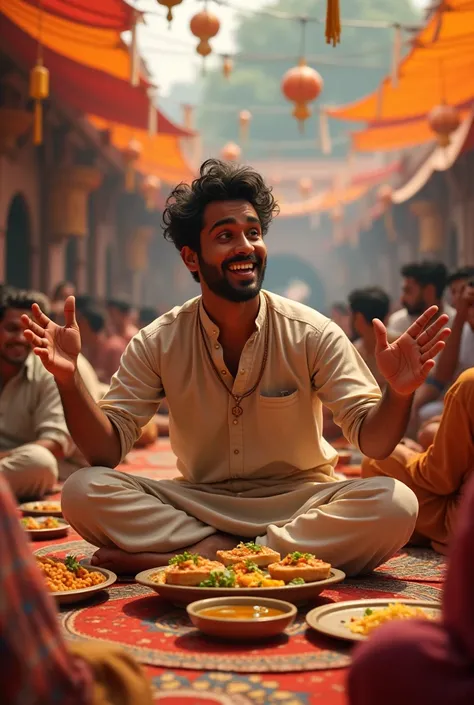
222, 55, 233, 79
377, 184, 397, 242
282, 59, 323, 132
281, 20, 323, 132
325, 0, 341, 47
123, 138, 142, 192
239, 110, 252, 144
29, 1, 49, 146
158, 0, 183, 26
141, 175, 161, 211
299, 177, 313, 198
391, 24, 402, 87
319, 109, 332, 155
428, 104, 460, 147
190, 7, 220, 61
220, 142, 241, 162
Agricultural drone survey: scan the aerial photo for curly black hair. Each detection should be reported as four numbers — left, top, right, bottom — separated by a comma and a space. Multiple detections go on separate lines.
162, 159, 279, 259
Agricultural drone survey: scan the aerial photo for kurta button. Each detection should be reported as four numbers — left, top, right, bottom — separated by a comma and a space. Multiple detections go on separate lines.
214, 344, 220, 349
233, 419, 238, 425
221, 370, 226, 375
240, 369, 245, 374
234, 449, 240, 455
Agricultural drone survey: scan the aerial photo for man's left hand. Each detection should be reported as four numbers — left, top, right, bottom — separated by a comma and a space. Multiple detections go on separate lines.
374, 306, 451, 396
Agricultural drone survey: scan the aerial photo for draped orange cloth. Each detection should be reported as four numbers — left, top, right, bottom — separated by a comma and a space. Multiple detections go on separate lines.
20, 0, 134, 30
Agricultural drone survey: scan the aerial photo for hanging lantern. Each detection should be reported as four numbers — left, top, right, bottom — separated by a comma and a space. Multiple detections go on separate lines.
29, 60, 49, 146
428, 104, 461, 147
377, 184, 393, 208
222, 55, 233, 79
299, 177, 313, 198
220, 142, 241, 162
239, 110, 252, 144
122, 139, 142, 192
190, 9, 220, 58
281, 59, 324, 132
158, 0, 182, 26
141, 175, 161, 211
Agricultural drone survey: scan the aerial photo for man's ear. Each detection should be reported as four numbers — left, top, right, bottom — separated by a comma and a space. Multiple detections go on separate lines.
180, 246, 198, 275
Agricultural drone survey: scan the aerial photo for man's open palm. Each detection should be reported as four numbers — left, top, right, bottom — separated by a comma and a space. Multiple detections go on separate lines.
374, 306, 451, 396
21, 296, 81, 383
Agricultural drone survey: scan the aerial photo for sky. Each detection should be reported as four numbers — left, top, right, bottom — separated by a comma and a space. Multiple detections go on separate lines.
135, 0, 430, 97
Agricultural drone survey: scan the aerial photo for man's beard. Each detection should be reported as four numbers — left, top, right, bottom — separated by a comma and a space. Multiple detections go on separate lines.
198, 253, 266, 303
404, 299, 426, 316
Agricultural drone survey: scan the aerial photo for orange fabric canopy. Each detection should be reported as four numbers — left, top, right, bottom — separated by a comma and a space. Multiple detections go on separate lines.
88, 116, 195, 185
352, 108, 472, 152
21, 0, 134, 30
327, 3, 474, 124
278, 183, 369, 218
3, 0, 135, 82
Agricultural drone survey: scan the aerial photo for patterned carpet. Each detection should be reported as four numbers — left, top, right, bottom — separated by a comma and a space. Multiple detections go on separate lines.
31, 440, 446, 704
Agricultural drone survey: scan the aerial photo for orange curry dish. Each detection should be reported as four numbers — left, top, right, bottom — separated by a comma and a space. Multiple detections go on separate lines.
36, 555, 106, 592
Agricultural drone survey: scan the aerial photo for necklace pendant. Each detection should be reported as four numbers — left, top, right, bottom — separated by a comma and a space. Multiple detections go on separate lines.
232, 404, 243, 417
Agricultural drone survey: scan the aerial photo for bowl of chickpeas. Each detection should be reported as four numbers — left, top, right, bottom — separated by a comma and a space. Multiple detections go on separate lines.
35, 554, 117, 604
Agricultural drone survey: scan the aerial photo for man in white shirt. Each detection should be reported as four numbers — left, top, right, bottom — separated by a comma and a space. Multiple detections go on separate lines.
21, 160, 450, 577
388, 261, 455, 337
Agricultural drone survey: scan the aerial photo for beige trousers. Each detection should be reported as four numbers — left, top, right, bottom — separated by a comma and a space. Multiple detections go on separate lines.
0, 443, 58, 499
62, 468, 418, 576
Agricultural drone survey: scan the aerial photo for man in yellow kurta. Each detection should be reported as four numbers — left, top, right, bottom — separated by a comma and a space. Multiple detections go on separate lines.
22, 160, 449, 577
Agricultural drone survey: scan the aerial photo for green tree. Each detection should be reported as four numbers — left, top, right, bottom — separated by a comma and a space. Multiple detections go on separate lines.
198, 0, 420, 159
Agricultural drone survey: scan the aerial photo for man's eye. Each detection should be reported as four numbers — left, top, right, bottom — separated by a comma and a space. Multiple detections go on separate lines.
248, 229, 261, 237
218, 231, 231, 240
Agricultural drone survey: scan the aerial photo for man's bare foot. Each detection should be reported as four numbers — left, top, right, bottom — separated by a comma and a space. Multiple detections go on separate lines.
91, 532, 249, 574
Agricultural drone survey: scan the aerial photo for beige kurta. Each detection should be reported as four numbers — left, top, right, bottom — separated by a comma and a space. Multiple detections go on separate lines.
99, 291, 382, 483
64, 292, 419, 576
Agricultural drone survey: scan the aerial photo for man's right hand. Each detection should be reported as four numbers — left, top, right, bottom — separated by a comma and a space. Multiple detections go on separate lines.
21, 296, 81, 385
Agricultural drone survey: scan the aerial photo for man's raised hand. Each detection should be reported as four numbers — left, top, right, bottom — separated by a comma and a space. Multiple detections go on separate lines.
21, 295, 81, 384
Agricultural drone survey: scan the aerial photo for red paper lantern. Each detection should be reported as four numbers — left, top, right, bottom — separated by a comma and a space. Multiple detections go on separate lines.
190, 10, 220, 58
281, 59, 323, 130
428, 104, 461, 147
239, 110, 252, 143
220, 142, 241, 162
157, 0, 182, 25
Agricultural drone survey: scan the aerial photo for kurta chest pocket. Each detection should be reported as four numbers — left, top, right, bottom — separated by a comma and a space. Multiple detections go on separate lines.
259, 389, 299, 407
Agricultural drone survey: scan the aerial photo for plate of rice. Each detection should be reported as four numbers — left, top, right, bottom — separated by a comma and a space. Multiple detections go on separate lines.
306, 598, 441, 642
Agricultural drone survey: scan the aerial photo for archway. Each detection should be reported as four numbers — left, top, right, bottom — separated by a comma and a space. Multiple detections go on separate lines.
264, 254, 326, 311
5, 193, 31, 288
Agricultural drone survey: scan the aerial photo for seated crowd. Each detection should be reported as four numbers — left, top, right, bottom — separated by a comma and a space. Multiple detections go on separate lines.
1, 160, 473, 704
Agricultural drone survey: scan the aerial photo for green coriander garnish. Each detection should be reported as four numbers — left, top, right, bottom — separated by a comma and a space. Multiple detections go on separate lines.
287, 551, 313, 563
288, 577, 306, 585
364, 608, 373, 616
199, 569, 236, 588
65, 554, 81, 573
239, 541, 263, 552
169, 551, 200, 566
244, 559, 260, 572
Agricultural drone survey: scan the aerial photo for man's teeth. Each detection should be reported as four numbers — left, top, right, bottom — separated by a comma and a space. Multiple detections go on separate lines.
228, 263, 254, 271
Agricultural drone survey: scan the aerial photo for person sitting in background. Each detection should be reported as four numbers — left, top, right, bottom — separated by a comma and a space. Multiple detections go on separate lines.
138, 306, 159, 329
388, 261, 455, 336
410, 267, 474, 434
349, 286, 397, 389
348, 473, 474, 705
77, 304, 125, 385
50, 281, 75, 324
106, 297, 138, 343
0, 472, 153, 705
329, 301, 352, 338
0, 289, 70, 499
362, 366, 474, 555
